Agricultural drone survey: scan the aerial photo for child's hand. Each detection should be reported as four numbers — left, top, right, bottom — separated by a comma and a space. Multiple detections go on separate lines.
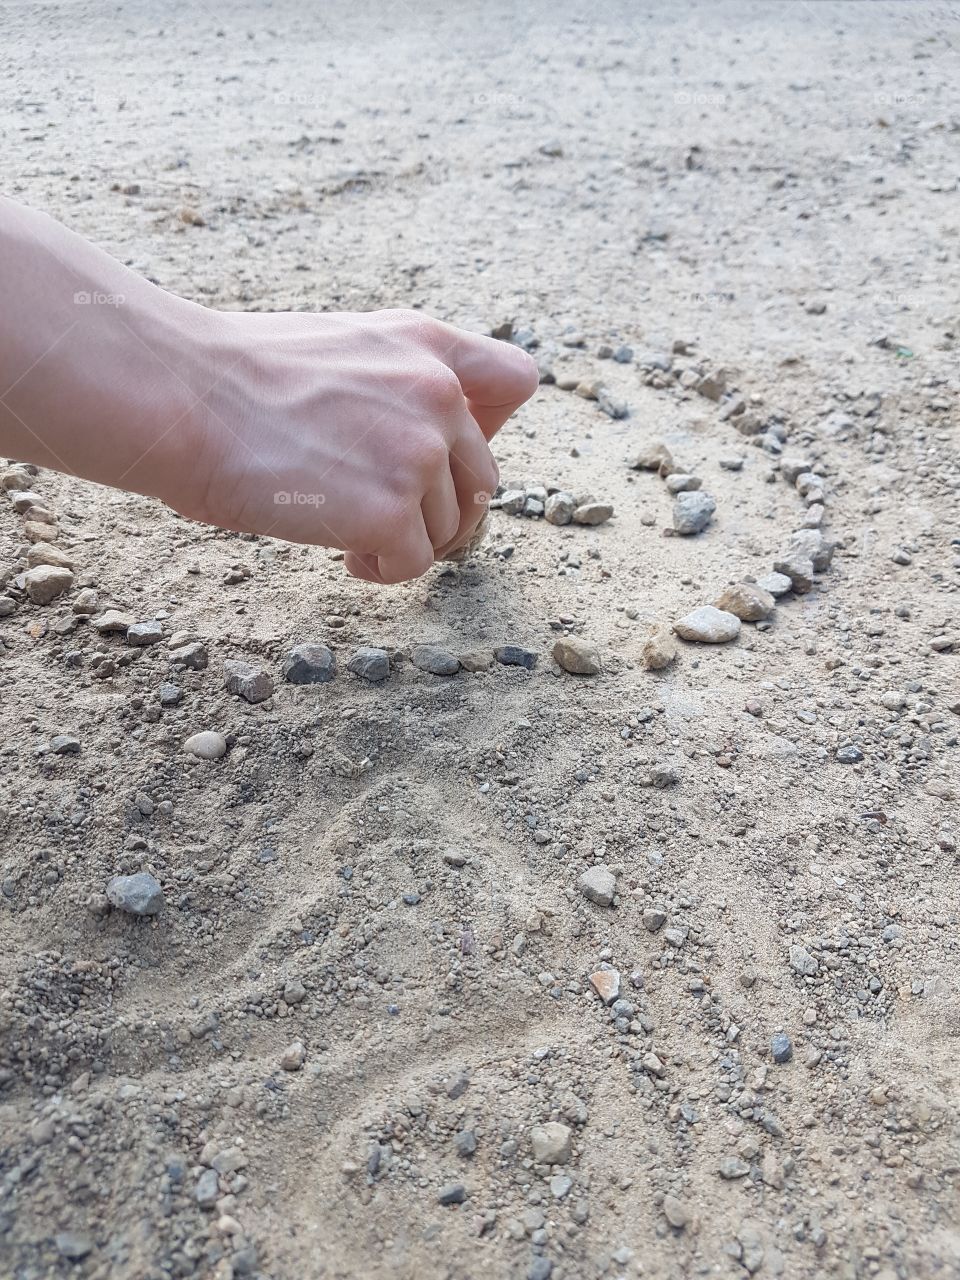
181, 308, 538, 583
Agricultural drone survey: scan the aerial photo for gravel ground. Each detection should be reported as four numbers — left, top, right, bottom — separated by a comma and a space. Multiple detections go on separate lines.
1, 2, 958, 1278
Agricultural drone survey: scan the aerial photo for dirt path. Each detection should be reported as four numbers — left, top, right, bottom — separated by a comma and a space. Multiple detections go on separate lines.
1, 2, 958, 1278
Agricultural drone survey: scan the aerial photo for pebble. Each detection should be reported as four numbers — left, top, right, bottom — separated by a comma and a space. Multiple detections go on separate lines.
1, 465, 33, 491
771, 1033, 793, 1064
347, 647, 391, 682
528, 1259, 553, 1280
643, 907, 667, 932
673, 606, 741, 644
283, 979, 307, 1005
789, 944, 818, 976
662, 1194, 688, 1229
579, 864, 616, 906
106, 872, 165, 916
126, 620, 164, 646
282, 643, 335, 684
453, 1130, 477, 1157
572, 501, 613, 526
49, 734, 81, 755
170, 641, 208, 670
224, 659, 274, 704
184, 730, 228, 760
789, 528, 835, 573
719, 455, 744, 471
26, 542, 73, 570
672, 491, 716, 535
459, 651, 493, 672
280, 1040, 306, 1071
714, 582, 776, 622
772, 550, 814, 594
552, 636, 600, 675
642, 625, 678, 670
0, 597, 15, 617
719, 1156, 751, 1180
195, 1168, 219, 1208
693, 367, 727, 400
530, 1121, 572, 1165
544, 492, 575, 525
412, 643, 460, 675
836, 744, 864, 764
589, 968, 621, 1004
92, 609, 134, 633
630, 442, 673, 472
756, 571, 792, 597
22, 564, 73, 604
665, 473, 701, 494
55, 1232, 93, 1261
437, 1182, 468, 1206
780, 455, 812, 484
495, 644, 538, 669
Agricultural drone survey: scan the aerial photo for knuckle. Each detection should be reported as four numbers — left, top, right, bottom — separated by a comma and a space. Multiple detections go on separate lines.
420, 365, 463, 415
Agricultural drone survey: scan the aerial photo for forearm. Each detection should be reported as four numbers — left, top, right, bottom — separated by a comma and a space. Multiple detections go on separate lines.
0, 197, 210, 504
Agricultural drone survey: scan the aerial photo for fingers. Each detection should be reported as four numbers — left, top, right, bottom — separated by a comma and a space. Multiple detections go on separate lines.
344, 507, 435, 585
420, 466, 461, 549
434, 428, 499, 558
428, 323, 540, 441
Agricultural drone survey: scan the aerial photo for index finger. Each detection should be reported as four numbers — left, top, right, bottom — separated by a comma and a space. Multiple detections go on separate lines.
428, 322, 540, 440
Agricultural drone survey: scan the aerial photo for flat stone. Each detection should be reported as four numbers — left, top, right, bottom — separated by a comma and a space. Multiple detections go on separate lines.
552, 636, 600, 675
579, 864, 616, 906
24, 520, 58, 543
665, 473, 701, 494
26, 542, 74, 570
22, 565, 73, 604
184, 731, 228, 760
719, 1157, 751, 1180
674, 606, 741, 644
780, 455, 812, 484
642, 625, 678, 670
530, 1121, 572, 1165
411, 643, 460, 675
630, 442, 673, 472
282, 643, 335, 684
672, 491, 716, 535
693, 367, 727, 400
662, 1194, 688, 1229
589, 968, 621, 1004
49, 734, 81, 755
437, 1182, 468, 1205
572, 501, 614, 526
158, 682, 182, 707
495, 644, 538, 669
55, 1232, 93, 1261
127, 620, 164, 646
92, 609, 135, 633
836, 744, 864, 764
544, 492, 576, 525
459, 650, 494, 672
714, 582, 776, 622
224, 659, 274, 704
756, 571, 792, 597
347, 646, 391, 681
772, 552, 815, 594
169, 641, 208, 670
106, 872, 164, 916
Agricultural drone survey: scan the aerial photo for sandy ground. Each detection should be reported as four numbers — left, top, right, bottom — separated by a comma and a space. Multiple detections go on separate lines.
1, 2, 959, 1278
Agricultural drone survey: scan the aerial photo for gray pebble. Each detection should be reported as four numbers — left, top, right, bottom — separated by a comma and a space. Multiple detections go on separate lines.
195, 1167, 219, 1208
184, 730, 228, 760
756, 571, 792, 597
771, 1033, 793, 1063
158, 682, 182, 707
169, 641, 208, 670
579, 864, 616, 907
126, 620, 164, 647
347, 647, 391, 682
49, 734, 80, 755
672, 491, 716, 535
411, 644, 460, 675
224, 659, 275, 704
453, 1130, 477, 1157
55, 1232, 93, 1261
106, 872, 164, 916
495, 644, 538, 669
789, 944, 818, 976
437, 1182, 468, 1205
836, 745, 864, 764
282, 643, 335, 684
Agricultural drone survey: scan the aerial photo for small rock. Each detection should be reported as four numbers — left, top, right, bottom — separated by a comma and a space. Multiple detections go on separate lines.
544, 492, 576, 525
772, 551, 814, 594
106, 872, 164, 916
756, 571, 792, 597
184, 730, 228, 760
22, 564, 73, 604
662, 1195, 688, 1230
126, 620, 164, 646
836, 744, 864, 764
49, 734, 81, 755
412, 644, 460, 675
672, 491, 716, 535
55, 1232, 94, 1261
499, 489, 526, 515
630, 442, 673, 472
771, 1033, 793, 1064
589, 969, 621, 1004
280, 1040, 306, 1071
282, 643, 335, 684
195, 1168, 219, 1208
572, 501, 613, 526
579, 864, 616, 907
643, 907, 667, 932
224, 659, 274, 704
674, 606, 741, 644
169, 641, 208, 669
780, 456, 812, 484
283, 979, 307, 1005
495, 644, 538, 670
459, 651, 493, 672
642, 625, 678, 670
530, 1122, 572, 1165
158, 682, 183, 707
453, 1130, 477, 1157
719, 455, 744, 471
347, 647, 391, 682
665, 474, 701, 494
719, 1157, 751, 1180
714, 582, 776, 622
437, 1182, 468, 1206
552, 636, 601, 675
0, 597, 15, 617
26, 542, 74, 570
789, 944, 818, 977
91, 609, 134, 633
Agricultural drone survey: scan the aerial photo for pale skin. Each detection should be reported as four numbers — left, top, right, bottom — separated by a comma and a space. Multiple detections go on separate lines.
0, 198, 539, 583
